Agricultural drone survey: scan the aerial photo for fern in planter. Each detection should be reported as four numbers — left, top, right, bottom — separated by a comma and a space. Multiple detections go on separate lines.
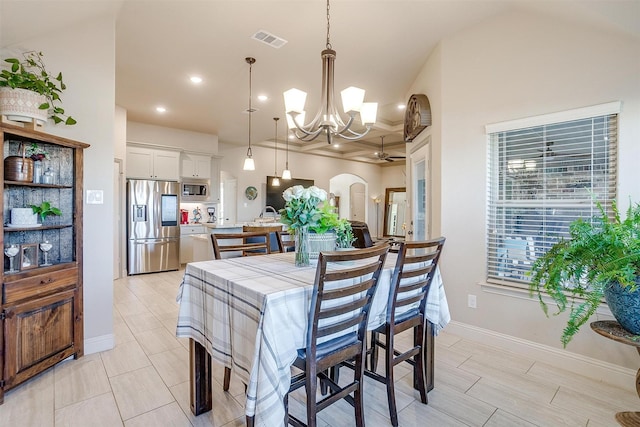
529, 200, 640, 346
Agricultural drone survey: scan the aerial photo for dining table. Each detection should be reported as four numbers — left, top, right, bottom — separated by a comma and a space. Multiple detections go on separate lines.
176, 251, 449, 426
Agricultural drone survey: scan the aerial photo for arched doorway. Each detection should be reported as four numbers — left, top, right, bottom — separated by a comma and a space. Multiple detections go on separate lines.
329, 173, 368, 223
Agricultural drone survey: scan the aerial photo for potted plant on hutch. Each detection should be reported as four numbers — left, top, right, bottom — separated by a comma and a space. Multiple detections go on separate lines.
529, 200, 640, 347
0, 51, 76, 126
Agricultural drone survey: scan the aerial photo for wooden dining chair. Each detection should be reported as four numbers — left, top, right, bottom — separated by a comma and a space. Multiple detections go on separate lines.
211, 231, 271, 259
365, 237, 445, 427
276, 230, 296, 253
210, 231, 271, 392
285, 244, 389, 427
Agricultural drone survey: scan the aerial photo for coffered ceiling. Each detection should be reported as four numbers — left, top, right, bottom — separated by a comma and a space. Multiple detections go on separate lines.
2, 1, 638, 165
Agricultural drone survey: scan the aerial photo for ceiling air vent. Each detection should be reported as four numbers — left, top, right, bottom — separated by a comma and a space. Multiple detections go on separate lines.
252, 30, 287, 49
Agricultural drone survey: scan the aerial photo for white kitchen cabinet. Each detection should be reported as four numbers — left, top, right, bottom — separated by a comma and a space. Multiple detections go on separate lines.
180, 224, 206, 264
209, 157, 221, 202
181, 153, 211, 179
126, 145, 180, 180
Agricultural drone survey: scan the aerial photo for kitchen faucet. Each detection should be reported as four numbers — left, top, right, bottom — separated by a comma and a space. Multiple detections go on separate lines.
259, 205, 277, 218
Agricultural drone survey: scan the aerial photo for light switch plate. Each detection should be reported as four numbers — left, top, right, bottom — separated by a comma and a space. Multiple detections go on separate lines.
86, 190, 104, 204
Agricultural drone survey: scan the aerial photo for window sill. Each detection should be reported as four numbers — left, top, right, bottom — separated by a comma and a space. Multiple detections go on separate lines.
478, 280, 613, 317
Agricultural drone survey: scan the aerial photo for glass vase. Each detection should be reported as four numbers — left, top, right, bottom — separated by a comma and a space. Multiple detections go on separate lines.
295, 226, 310, 267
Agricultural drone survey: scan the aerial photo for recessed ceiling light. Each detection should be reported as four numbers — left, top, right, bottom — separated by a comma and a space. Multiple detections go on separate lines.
190, 76, 203, 84
397, 104, 406, 110
258, 95, 268, 102
156, 106, 167, 113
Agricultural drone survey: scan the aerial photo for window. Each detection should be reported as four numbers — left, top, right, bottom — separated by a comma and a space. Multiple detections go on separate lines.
486, 104, 618, 285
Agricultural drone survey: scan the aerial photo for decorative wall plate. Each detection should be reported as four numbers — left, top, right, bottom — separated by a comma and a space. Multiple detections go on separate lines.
245, 186, 258, 200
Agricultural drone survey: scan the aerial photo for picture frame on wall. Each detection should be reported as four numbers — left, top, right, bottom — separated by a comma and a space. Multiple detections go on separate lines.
20, 243, 38, 271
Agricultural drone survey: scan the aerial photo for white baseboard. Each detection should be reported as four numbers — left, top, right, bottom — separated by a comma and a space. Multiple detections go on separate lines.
84, 334, 114, 355
445, 321, 636, 392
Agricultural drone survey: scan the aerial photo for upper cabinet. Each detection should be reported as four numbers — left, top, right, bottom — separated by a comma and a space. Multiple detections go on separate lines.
126, 145, 180, 180
181, 153, 211, 179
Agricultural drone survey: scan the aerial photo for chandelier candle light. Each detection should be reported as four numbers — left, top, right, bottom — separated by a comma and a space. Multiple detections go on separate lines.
272, 118, 280, 187
243, 57, 256, 171
283, 0, 377, 144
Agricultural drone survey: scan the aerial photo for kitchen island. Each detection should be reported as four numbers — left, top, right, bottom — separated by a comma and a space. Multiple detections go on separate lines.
189, 222, 286, 261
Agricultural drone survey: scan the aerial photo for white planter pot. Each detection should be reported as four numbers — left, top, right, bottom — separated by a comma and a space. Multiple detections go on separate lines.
10, 208, 38, 226
0, 87, 48, 125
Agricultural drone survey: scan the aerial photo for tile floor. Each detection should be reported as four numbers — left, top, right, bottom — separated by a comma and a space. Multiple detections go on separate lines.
0, 268, 638, 426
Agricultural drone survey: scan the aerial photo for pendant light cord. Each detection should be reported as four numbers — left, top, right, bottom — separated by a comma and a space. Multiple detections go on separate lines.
246, 57, 255, 157
274, 117, 279, 174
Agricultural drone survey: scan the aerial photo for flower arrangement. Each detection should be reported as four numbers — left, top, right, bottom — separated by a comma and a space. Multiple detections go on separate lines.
279, 185, 338, 233
279, 185, 341, 266
25, 143, 49, 161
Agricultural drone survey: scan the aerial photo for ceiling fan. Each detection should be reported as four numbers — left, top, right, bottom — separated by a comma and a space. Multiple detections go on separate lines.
375, 136, 406, 162
536, 140, 589, 159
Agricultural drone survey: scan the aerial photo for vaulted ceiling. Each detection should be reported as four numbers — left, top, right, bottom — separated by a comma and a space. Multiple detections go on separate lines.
2, 1, 638, 165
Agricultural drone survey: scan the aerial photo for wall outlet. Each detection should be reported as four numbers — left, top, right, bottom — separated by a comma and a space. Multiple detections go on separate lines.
468, 294, 477, 309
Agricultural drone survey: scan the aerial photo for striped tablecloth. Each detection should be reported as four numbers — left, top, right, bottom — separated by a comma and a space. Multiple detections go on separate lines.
176, 252, 448, 426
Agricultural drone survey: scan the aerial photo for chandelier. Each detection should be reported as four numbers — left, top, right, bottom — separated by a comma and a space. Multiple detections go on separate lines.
243, 57, 256, 171
283, 0, 377, 144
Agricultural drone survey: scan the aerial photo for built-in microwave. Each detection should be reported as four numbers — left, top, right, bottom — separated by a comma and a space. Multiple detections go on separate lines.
181, 180, 209, 201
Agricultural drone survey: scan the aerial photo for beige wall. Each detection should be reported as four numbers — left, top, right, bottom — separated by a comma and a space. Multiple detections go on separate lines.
1, 17, 117, 352
127, 121, 219, 155
409, 9, 640, 368
218, 143, 385, 225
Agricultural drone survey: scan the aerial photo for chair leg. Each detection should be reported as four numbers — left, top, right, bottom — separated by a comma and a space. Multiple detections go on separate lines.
284, 393, 289, 426
306, 369, 318, 427
414, 324, 428, 404
223, 366, 231, 392
385, 333, 399, 427
354, 354, 366, 427
370, 331, 379, 372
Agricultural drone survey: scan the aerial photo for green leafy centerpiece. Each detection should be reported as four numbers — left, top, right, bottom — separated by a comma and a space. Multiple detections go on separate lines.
279, 185, 339, 266
529, 200, 640, 346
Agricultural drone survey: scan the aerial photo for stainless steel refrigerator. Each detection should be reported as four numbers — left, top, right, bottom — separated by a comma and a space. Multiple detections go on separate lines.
127, 179, 180, 275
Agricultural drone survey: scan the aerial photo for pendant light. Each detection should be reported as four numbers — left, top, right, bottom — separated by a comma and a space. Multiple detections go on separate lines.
272, 117, 280, 187
282, 128, 292, 180
243, 57, 256, 171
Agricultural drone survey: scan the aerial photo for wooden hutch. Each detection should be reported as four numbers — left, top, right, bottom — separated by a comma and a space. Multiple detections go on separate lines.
0, 122, 88, 403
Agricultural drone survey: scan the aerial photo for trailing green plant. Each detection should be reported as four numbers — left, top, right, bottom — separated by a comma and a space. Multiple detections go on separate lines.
335, 218, 356, 249
529, 200, 640, 347
0, 51, 76, 125
30, 201, 62, 222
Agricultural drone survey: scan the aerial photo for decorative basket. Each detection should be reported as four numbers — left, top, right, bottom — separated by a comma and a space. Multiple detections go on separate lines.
309, 231, 337, 260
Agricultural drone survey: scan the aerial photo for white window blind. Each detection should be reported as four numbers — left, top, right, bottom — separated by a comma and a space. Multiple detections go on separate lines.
486, 112, 618, 285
